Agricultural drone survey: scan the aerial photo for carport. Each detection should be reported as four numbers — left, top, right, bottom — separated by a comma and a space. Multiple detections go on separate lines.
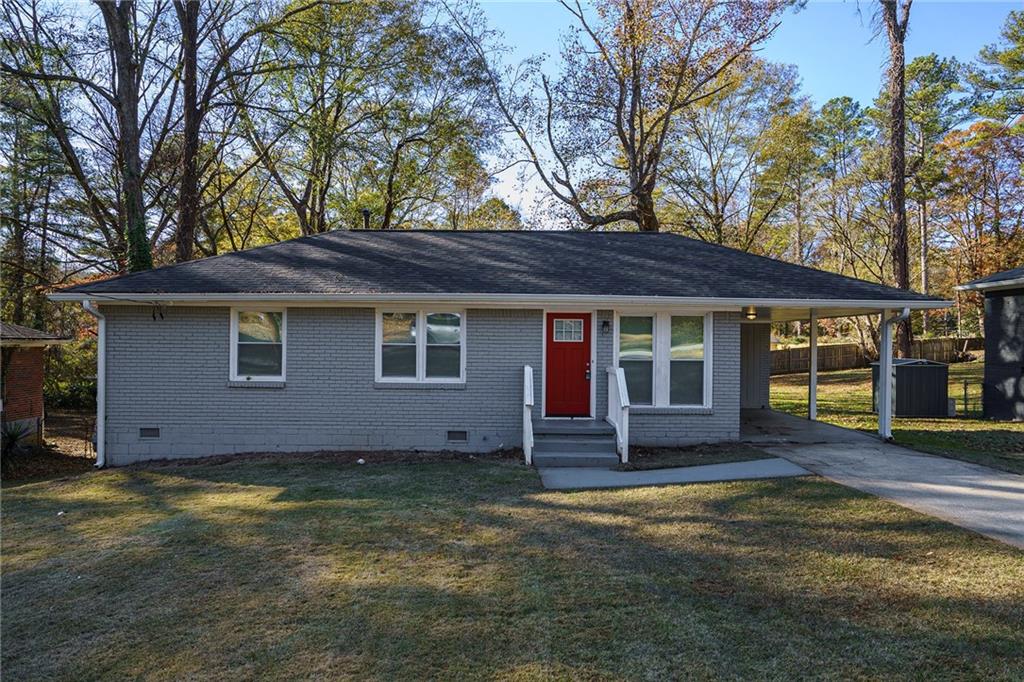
738, 302, 951, 440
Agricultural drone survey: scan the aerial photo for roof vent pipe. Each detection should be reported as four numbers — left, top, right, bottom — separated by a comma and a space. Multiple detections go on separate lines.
361, 208, 370, 230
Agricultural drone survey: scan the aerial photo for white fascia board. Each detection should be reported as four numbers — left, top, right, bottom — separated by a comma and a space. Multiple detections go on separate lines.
0, 338, 73, 347
48, 291, 953, 311
954, 277, 1024, 293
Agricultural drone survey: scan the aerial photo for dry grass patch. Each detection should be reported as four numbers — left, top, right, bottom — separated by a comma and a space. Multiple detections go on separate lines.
3, 457, 1023, 679
772, 358, 1024, 474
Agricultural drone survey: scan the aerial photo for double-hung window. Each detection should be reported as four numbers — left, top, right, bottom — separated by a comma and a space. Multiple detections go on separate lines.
231, 309, 286, 381
377, 310, 464, 382
617, 312, 711, 407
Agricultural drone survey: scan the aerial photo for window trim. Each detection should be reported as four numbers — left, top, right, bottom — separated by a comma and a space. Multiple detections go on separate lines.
375, 308, 466, 384
614, 311, 713, 409
553, 317, 585, 342
229, 307, 287, 382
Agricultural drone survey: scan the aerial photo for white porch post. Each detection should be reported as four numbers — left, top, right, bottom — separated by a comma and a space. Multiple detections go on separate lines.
878, 308, 894, 440
808, 308, 818, 420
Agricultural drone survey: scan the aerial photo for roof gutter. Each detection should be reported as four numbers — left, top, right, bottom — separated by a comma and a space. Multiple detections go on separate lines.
47, 291, 953, 310
82, 300, 106, 468
955, 277, 1024, 293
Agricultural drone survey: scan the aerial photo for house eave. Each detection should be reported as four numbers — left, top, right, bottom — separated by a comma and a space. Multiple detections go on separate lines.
48, 291, 951, 316
0, 338, 72, 347
955, 277, 1024, 293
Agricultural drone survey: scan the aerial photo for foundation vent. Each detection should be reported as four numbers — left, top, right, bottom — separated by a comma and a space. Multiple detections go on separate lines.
446, 430, 469, 443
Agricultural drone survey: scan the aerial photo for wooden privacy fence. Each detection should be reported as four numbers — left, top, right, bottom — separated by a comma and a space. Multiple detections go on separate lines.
771, 337, 984, 375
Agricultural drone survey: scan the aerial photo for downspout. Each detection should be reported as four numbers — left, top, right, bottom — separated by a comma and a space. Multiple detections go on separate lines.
82, 300, 106, 467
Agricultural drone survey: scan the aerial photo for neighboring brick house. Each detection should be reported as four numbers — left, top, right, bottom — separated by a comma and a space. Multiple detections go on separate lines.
1, 322, 70, 445
50, 230, 949, 467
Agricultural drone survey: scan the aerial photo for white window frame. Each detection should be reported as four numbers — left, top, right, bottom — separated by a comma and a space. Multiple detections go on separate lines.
230, 307, 287, 382
375, 309, 466, 383
553, 318, 585, 342
614, 311, 713, 408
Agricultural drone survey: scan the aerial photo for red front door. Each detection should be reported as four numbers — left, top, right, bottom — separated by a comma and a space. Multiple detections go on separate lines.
545, 313, 592, 417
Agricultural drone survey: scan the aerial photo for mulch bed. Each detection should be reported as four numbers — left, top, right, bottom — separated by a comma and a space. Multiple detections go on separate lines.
2, 411, 96, 484
617, 442, 771, 471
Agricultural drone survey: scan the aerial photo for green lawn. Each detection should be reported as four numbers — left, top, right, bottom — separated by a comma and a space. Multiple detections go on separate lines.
772, 358, 1024, 474
3, 456, 1023, 679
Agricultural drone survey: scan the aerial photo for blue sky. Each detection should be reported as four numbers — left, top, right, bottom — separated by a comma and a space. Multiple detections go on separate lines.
481, 0, 1016, 108
480, 0, 1016, 213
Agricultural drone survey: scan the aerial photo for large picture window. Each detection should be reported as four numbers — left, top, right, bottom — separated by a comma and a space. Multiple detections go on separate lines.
617, 312, 711, 407
377, 310, 464, 382
231, 309, 286, 381
670, 316, 704, 405
618, 316, 654, 405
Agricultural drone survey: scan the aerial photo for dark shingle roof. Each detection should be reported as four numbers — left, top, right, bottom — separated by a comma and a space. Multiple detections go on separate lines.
58, 230, 941, 302
959, 265, 1024, 289
1, 322, 67, 342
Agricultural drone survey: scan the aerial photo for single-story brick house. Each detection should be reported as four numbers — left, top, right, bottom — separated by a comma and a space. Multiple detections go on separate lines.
1, 322, 70, 446
51, 230, 949, 467
956, 266, 1023, 421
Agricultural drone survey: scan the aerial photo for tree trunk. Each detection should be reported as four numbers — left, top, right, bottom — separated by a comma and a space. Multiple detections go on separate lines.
8, 119, 26, 325
634, 189, 659, 232
882, 0, 912, 357
32, 177, 52, 330
98, 1, 153, 272
174, 0, 200, 262
918, 197, 929, 334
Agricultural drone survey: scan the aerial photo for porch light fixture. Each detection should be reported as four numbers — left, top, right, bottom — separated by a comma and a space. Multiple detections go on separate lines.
743, 306, 758, 320
601, 320, 610, 334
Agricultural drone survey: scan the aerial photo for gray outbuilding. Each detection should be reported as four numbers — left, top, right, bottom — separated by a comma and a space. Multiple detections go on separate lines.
957, 266, 1024, 421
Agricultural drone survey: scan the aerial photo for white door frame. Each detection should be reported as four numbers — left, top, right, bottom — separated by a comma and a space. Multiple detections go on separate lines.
541, 309, 598, 419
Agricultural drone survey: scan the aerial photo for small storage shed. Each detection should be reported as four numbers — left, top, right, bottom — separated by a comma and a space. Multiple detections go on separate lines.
956, 266, 1024, 421
1, 322, 70, 445
871, 359, 949, 417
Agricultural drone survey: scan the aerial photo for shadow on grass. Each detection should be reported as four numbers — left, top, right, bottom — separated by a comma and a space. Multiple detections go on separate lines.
3, 458, 1023, 679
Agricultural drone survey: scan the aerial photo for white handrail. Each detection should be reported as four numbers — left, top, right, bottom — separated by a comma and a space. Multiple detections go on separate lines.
605, 367, 630, 463
523, 365, 535, 465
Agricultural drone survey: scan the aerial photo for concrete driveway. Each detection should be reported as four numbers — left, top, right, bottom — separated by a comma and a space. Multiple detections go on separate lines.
743, 410, 1024, 549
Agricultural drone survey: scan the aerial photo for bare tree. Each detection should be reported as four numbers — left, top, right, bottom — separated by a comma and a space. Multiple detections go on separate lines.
1, 0, 181, 272
171, 0, 333, 262
449, 0, 785, 231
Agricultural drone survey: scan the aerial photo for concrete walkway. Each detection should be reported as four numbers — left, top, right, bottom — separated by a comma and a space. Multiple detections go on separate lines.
748, 410, 1024, 549
538, 457, 809, 490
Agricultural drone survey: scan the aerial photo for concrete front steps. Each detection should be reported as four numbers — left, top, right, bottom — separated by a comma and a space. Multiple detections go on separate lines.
532, 420, 620, 468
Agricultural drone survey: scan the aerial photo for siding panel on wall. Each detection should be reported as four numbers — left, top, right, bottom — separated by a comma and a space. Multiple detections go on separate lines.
740, 324, 771, 409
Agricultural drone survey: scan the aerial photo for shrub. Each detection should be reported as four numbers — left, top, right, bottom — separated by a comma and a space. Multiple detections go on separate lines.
44, 337, 97, 410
